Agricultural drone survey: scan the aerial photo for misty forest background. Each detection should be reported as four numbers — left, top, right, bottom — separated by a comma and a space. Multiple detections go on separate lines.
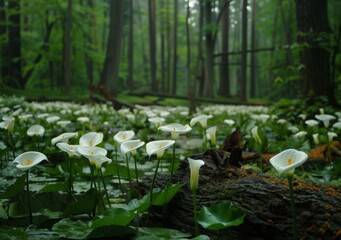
0, 0, 340, 107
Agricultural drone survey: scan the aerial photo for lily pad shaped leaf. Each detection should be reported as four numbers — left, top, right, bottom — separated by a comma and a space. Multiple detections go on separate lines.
0, 174, 25, 199
197, 201, 245, 230
133, 227, 191, 240
152, 183, 184, 206
91, 207, 137, 227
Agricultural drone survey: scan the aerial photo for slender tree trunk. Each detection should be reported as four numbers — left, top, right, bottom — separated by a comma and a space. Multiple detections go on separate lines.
84, 0, 96, 89
203, 0, 214, 98
240, 0, 248, 102
6, 0, 22, 89
99, 0, 124, 97
127, 0, 134, 90
268, 0, 279, 96
166, 0, 171, 93
64, 0, 72, 93
186, 0, 195, 113
160, 0, 165, 93
171, 0, 178, 95
148, 0, 157, 92
250, 0, 257, 98
196, 0, 204, 97
0, 0, 6, 81
218, 1, 230, 97
295, 0, 337, 106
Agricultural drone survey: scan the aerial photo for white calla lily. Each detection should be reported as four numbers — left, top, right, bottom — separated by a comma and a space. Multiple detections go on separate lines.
51, 132, 78, 145
188, 158, 205, 192
206, 126, 217, 146
315, 114, 336, 128
113, 130, 135, 144
57, 142, 81, 157
27, 125, 45, 137
251, 126, 262, 145
13, 151, 48, 171
77, 146, 109, 168
146, 140, 175, 159
121, 139, 145, 156
0, 116, 15, 134
190, 114, 213, 129
79, 132, 103, 147
158, 123, 192, 140
269, 149, 308, 177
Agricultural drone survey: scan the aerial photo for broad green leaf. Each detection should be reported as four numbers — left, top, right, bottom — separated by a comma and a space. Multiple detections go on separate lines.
191, 235, 211, 240
87, 225, 136, 239
133, 227, 191, 240
0, 175, 26, 199
0, 204, 8, 219
103, 162, 136, 179
0, 228, 27, 240
62, 188, 97, 217
39, 182, 67, 193
128, 194, 151, 213
52, 219, 92, 239
152, 183, 183, 206
8, 201, 28, 217
92, 208, 137, 227
198, 201, 245, 230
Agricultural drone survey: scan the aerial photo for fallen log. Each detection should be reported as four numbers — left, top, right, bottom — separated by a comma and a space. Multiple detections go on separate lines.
140, 149, 341, 240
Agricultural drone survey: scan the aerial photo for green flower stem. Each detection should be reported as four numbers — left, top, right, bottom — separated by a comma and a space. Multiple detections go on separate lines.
192, 190, 199, 237
99, 168, 111, 208
147, 157, 161, 224
170, 144, 176, 183
26, 171, 33, 225
89, 162, 97, 190
125, 154, 132, 200
133, 154, 139, 186
287, 176, 297, 240
97, 168, 106, 210
68, 156, 73, 202
203, 128, 207, 151
114, 142, 123, 192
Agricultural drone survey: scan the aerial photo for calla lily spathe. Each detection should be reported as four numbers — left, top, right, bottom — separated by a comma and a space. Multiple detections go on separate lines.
113, 130, 135, 144
146, 140, 175, 159
0, 116, 15, 134
121, 139, 145, 156
27, 125, 45, 137
188, 158, 205, 192
269, 149, 307, 177
315, 114, 336, 128
79, 132, 103, 147
251, 126, 262, 145
13, 151, 48, 171
51, 132, 78, 145
77, 146, 110, 169
327, 132, 337, 143
158, 123, 192, 140
57, 142, 81, 157
206, 126, 217, 145
190, 114, 213, 129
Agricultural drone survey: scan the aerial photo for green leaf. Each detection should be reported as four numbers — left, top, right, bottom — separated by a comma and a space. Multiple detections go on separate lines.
87, 225, 136, 239
104, 162, 136, 179
198, 201, 245, 230
39, 182, 67, 193
0, 204, 8, 219
133, 227, 191, 240
0, 228, 27, 240
128, 194, 151, 213
191, 235, 211, 240
152, 183, 183, 206
0, 175, 26, 199
52, 219, 92, 239
62, 188, 97, 217
92, 207, 137, 227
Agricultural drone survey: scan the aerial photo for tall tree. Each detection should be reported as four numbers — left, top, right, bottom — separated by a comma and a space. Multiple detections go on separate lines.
160, 0, 165, 93
250, 0, 257, 98
5, 0, 22, 88
63, 0, 72, 93
240, 0, 248, 102
148, 0, 157, 92
171, 0, 178, 95
127, 0, 134, 90
218, 0, 230, 97
0, 0, 6, 81
99, 0, 124, 97
203, 0, 214, 98
295, 0, 337, 105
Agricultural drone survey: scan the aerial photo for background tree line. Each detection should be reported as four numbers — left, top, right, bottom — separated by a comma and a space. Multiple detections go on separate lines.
0, 0, 340, 105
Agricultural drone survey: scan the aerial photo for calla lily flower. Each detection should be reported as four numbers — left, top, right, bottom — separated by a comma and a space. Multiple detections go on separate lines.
259, 114, 270, 123
0, 116, 15, 134
224, 119, 235, 126
57, 142, 81, 157
269, 149, 308, 177
113, 130, 135, 144
251, 126, 262, 145
148, 117, 165, 128
51, 132, 78, 145
313, 134, 319, 145
79, 132, 103, 147
46, 116, 60, 123
146, 140, 175, 159
294, 131, 307, 139
315, 114, 336, 128
27, 125, 45, 137
13, 151, 48, 171
190, 114, 213, 129
305, 119, 319, 127
188, 158, 205, 192
121, 139, 145, 156
327, 132, 337, 143
77, 146, 109, 168
77, 116, 90, 123
206, 126, 217, 146
158, 123, 192, 140
332, 121, 341, 129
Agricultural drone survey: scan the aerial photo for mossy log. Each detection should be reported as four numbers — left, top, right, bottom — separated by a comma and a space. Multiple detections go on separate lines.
140, 149, 341, 240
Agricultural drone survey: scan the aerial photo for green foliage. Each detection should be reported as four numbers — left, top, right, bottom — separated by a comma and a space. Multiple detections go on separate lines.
62, 188, 98, 217
0, 175, 26, 199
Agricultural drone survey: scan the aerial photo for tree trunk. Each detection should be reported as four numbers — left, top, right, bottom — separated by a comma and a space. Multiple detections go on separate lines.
186, 0, 195, 114
250, 0, 257, 98
63, 0, 72, 93
127, 0, 134, 90
218, 1, 230, 97
148, 0, 157, 92
160, 0, 165, 94
141, 149, 341, 239
203, 0, 214, 98
171, 0, 178, 95
196, 0, 204, 97
166, 0, 171, 94
295, 0, 337, 106
5, 0, 22, 89
84, 0, 96, 89
99, 0, 124, 97
268, 0, 279, 97
240, 0, 248, 102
